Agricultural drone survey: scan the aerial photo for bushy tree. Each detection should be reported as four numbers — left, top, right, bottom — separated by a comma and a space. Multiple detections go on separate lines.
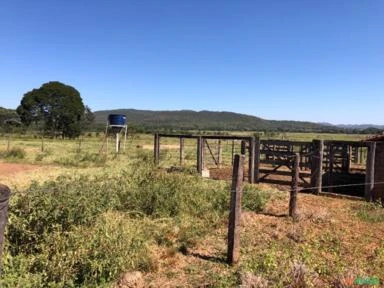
17, 81, 89, 138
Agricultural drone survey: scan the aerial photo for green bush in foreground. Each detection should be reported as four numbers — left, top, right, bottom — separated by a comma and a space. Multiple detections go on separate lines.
243, 184, 271, 212
4, 158, 268, 287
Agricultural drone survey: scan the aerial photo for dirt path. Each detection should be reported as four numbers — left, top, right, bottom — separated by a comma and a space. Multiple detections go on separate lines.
0, 162, 41, 176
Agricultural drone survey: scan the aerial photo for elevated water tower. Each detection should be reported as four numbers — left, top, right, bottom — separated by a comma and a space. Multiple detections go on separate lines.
103, 114, 128, 153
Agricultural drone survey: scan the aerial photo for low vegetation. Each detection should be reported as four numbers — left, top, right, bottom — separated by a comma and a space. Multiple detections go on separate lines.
0, 135, 383, 287
2, 154, 268, 287
0, 147, 26, 160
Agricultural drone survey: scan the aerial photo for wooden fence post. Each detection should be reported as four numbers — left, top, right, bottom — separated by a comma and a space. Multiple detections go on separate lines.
197, 136, 203, 174
231, 140, 235, 165
217, 140, 222, 168
227, 154, 244, 265
289, 153, 300, 218
0, 184, 10, 274
179, 137, 184, 166
241, 140, 246, 155
328, 143, 334, 193
254, 137, 261, 183
248, 137, 255, 184
154, 133, 160, 166
342, 144, 350, 173
365, 142, 376, 201
41, 136, 45, 152
311, 140, 324, 194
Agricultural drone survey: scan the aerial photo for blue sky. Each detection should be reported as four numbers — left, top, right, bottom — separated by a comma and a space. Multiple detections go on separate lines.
1, 0, 383, 124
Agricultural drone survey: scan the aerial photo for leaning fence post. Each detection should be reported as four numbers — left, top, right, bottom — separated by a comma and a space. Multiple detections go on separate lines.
289, 153, 300, 219
0, 184, 10, 274
227, 153, 245, 265
365, 142, 376, 202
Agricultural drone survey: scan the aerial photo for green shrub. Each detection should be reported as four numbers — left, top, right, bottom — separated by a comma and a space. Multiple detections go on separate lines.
242, 184, 270, 212
2, 212, 152, 287
0, 147, 26, 159
3, 159, 237, 286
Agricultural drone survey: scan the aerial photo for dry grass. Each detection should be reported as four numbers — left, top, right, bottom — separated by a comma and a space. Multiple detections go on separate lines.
142, 191, 384, 287
1, 135, 383, 287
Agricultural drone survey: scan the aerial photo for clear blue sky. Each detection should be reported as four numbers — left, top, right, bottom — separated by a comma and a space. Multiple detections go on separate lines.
1, 0, 383, 124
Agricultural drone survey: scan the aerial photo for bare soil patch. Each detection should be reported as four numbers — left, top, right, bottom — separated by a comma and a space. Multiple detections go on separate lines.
144, 191, 384, 287
0, 162, 42, 176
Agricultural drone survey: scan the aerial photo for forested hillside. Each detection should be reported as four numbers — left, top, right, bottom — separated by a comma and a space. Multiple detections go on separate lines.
94, 109, 343, 132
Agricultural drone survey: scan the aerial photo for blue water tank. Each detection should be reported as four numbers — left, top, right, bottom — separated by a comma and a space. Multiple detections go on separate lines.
108, 114, 126, 126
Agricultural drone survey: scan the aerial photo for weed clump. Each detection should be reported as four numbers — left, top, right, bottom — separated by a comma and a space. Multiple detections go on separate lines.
2, 158, 231, 287
355, 202, 384, 223
242, 184, 270, 212
0, 147, 26, 159
54, 152, 107, 167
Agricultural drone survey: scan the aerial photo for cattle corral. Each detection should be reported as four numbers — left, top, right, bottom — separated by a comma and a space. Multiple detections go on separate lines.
154, 133, 384, 201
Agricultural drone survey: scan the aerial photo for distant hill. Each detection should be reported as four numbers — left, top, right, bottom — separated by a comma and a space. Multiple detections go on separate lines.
93, 109, 344, 132
336, 124, 384, 130
2, 106, 382, 133
0, 107, 18, 124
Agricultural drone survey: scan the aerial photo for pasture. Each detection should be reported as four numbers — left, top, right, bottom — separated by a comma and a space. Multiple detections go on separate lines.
0, 132, 383, 287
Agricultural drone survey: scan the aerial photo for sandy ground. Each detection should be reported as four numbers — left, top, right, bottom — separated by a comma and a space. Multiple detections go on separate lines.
0, 162, 62, 189
0, 162, 41, 176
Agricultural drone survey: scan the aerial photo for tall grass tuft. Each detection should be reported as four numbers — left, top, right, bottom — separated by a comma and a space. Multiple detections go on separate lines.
0, 147, 26, 159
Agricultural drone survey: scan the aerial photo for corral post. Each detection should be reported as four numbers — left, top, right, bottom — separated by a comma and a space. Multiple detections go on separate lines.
328, 143, 334, 193
311, 140, 324, 194
179, 137, 184, 166
365, 142, 376, 201
241, 140, 246, 181
254, 137, 261, 183
231, 140, 235, 165
0, 184, 10, 274
197, 136, 203, 174
227, 154, 244, 265
342, 144, 350, 173
154, 133, 160, 166
248, 137, 255, 184
217, 140, 222, 168
241, 140, 246, 155
289, 153, 300, 219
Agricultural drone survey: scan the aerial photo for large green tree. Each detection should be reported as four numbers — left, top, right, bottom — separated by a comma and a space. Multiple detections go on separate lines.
17, 81, 88, 138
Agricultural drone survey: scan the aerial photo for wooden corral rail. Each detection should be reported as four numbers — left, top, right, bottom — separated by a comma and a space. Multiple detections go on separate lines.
258, 140, 313, 186
153, 133, 382, 203
154, 133, 255, 184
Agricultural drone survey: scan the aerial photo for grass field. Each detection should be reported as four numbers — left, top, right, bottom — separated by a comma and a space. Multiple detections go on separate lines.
0, 132, 383, 287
